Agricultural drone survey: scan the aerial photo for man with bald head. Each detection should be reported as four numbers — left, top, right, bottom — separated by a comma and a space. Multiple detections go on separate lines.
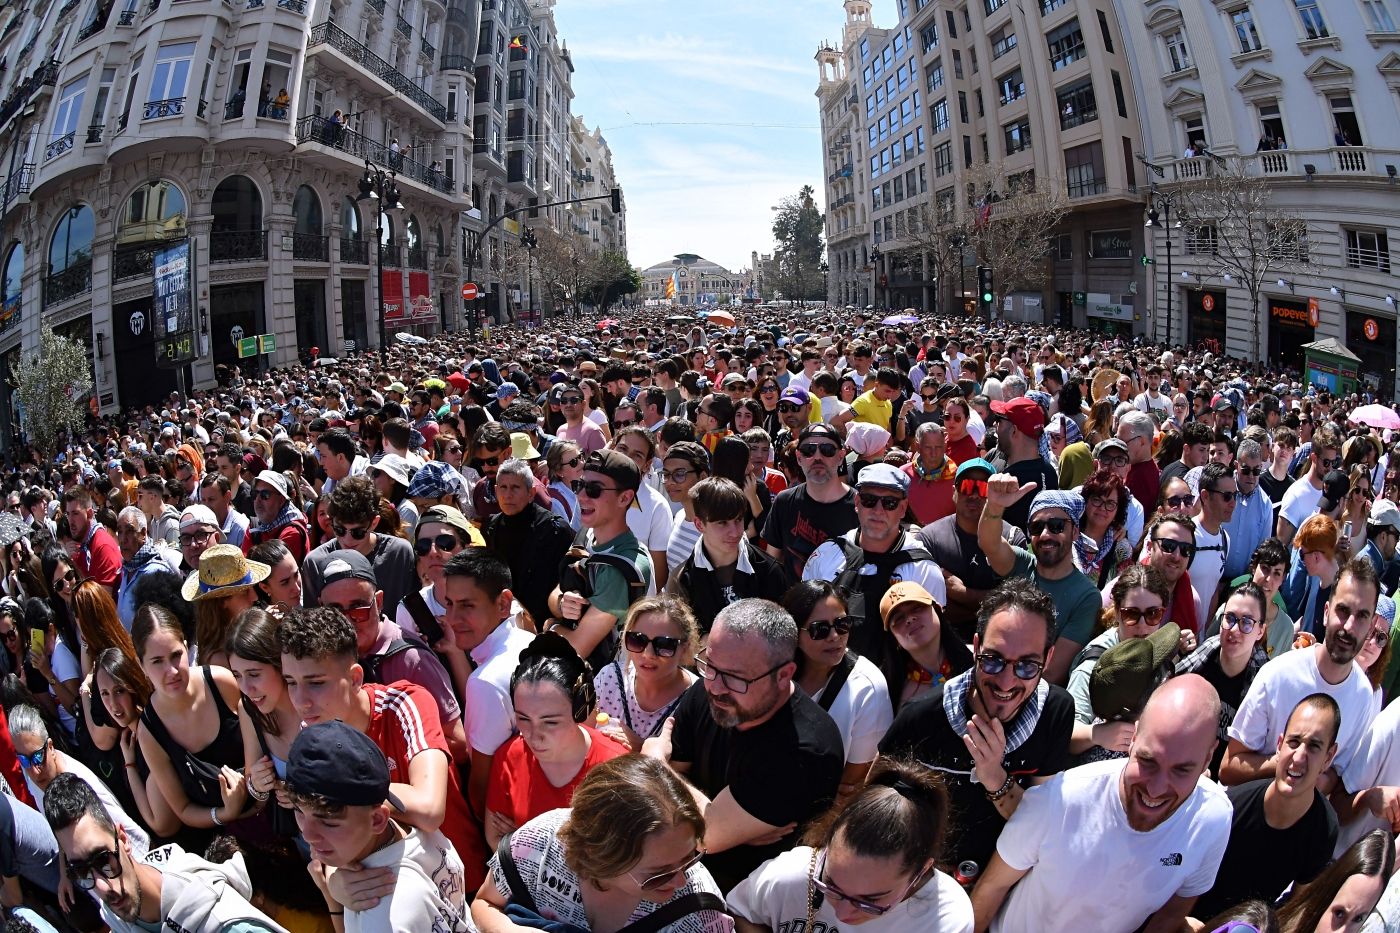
971, 675, 1232, 933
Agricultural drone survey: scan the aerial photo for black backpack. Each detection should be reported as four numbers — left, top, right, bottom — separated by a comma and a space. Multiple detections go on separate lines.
833, 535, 935, 663
554, 546, 649, 669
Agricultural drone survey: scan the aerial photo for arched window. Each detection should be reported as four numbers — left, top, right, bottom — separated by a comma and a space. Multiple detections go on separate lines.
341, 196, 361, 239
210, 175, 264, 262
117, 181, 187, 246
0, 242, 22, 329
46, 206, 94, 305
378, 212, 395, 247
293, 185, 323, 235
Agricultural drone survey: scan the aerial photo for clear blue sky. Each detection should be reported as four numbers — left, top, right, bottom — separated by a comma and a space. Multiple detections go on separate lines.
553, 0, 845, 274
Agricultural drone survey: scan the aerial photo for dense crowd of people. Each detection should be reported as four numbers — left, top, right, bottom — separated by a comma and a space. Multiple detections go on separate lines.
0, 304, 1397, 932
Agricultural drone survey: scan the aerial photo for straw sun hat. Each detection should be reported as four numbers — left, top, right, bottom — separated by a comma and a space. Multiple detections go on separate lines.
182, 544, 271, 602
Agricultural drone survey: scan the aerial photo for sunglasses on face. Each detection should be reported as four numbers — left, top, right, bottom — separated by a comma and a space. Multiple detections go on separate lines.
17, 745, 45, 769
329, 602, 377, 624
254, 488, 278, 501
624, 630, 681, 658
332, 524, 371, 540
629, 848, 705, 891
578, 480, 623, 499
778, 402, 805, 414
66, 838, 122, 891
1119, 605, 1167, 626
957, 478, 988, 498
1235, 465, 1263, 477
1028, 517, 1069, 536
1164, 494, 1196, 508
415, 534, 460, 556
921, 393, 939, 401
1152, 537, 1196, 560
0, 629, 15, 643
760, 385, 779, 394
858, 492, 904, 511
943, 412, 965, 423
1320, 455, 1342, 469
798, 442, 840, 458
559, 396, 583, 406
976, 651, 1045, 680
1221, 612, 1260, 634
805, 615, 855, 641
477, 455, 502, 467
1204, 487, 1237, 503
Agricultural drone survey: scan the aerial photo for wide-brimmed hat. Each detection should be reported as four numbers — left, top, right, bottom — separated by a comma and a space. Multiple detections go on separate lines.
1090, 623, 1180, 722
181, 544, 271, 602
1091, 368, 1121, 403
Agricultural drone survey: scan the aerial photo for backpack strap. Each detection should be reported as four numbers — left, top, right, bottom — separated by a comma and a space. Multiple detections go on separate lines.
1071, 643, 1110, 671
494, 832, 538, 914
817, 652, 858, 712
360, 634, 432, 685
617, 892, 729, 933
586, 553, 648, 600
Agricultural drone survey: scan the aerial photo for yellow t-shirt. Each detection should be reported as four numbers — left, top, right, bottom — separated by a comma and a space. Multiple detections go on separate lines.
851, 390, 893, 431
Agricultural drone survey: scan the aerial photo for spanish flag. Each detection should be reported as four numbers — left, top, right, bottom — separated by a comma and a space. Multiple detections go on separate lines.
665, 270, 677, 300
510, 36, 528, 52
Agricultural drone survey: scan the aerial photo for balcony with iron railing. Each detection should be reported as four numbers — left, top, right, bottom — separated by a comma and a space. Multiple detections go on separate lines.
277, 0, 307, 12
210, 229, 267, 263
117, 8, 135, 24
368, 0, 384, 11
407, 246, 427, 269
381, 243, 402, 268
143, 97, 184, 119
292, 232, 330, 261
56, 0, 82, 21
307, 22, 446, 121
294, 115, 455, 196
44, 259, 91, 308
340, 236, 368, 264
44, 131, 75, 161
0, 58, 60, 129
395, 13, 411, 37
113, 242, 159, 281
421, 37, 435, 58
2, 162, 33, 208
441, 53, 472, 70
85, 123, 103, 144
76, 1, 113, 41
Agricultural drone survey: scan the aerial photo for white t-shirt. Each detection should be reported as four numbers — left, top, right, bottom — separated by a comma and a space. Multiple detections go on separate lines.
465, 619, 535, 755
351, 826, 468, 932
1228, 646, 1380, 775
993, 758, 1230, 933
1190, 524, 1228, 623
820, 395, 852, 425
1279, 476, 1325, 536
803, 530, 949, 607
808, 653, 894, 764
627, 482, 672, 592
1134, 391, 1170, 416
1338, 697, 1400, 856
728, 845, 972, 933
481, 809, 733, 932
50, 639, 80, 737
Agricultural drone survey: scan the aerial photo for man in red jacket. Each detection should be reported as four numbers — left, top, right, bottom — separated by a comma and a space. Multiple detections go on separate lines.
63, 487, 120, 593
245, 469, 311, 561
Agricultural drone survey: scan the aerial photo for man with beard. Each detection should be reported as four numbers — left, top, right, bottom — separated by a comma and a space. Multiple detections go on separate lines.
643, 598, 843, 893
1221, 557, 1382, 792
979, 481, 1101, 685
763, 424, 858, 579
45, 772, 286, 933
970, 676, 1231, 933
878, 579, 1074, 875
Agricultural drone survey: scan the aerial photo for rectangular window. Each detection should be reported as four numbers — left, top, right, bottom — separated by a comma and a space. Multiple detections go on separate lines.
1163, 29, 1192, 72
932, 97, 949, 133
879, 116, 889, 140
867, 95, 876, 117
953, 50, 964, 79
913, 89, 922, 115
149, 41, 195, 108
860, 38, 870, 59
1047, 20, 1086, 69
919, 163, 928, 192
871, 155, 880, 177
1041, 0, 1067, 13
946, 10, 958, 37
1363, 0, 1397, 31
90, 68, 115, 132
1184, 225, 1218, 255
970, 48, 979, 74
1057, 77, 1097, 129
958, 92, 968, 123
1230, 7, 1262, 52
863, 65, 873, 86
876, 86, 885, 109
1003, 118, 1032, 154
937, 187, 955, 223
897, 63, 909, 90
975, 89, 984, 117
963, 134, 973, 166
1111, 71, 1127, 118
1065, 141, 1106, 197
1258, 100, 1285, 145
1096, 10, 1115, 52
869, 125, 878, 147
921, 24, 940, 52
894, 32, 905, 56
998, 67, 1025, 104
1295, 0, 1329, 38
916, 127, 926, 152
893, 176, 904, 202
1058, 234, 1073, 260
927, 59, 944, 91
985, 0, 1005, 13
477, 22, 493, 54
935, 141, 954, 176
51, 77, 85, 146
991, 26, 1018, 58
1346, 229, 1391, 272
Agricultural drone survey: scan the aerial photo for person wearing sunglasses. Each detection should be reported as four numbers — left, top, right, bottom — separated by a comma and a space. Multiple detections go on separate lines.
879, 579, 1071, 880
472, 755, 730, 932
1068, 565, 1173, 755
482, 459, 574, 633
553, 383, 608, 457
1218, 440, 1274, 588
783, 580, 893, 798
761, 423, 858, 580
643, 598, 843, 893
281, 719, 472, 933
1189, 463, 1239, 626
302, 476, 416, 622
979, 481, 1102, 685
972, 674, 1231, 933
594, 595, 698, 753
1277, 422, 1344, 546
246, 469, 311, 563
45, 771, 280, 933
802, 464, 947, 674
730, 756, 971, 931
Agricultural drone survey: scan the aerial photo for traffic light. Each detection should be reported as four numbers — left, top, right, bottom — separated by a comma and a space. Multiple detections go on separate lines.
1140, 255, 1155, 266
610, 187, 622, 212
977, 265, 994, 317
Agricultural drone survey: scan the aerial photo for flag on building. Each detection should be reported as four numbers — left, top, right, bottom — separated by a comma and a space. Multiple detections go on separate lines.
665, 271, 678, 300
510, 36, 528, 51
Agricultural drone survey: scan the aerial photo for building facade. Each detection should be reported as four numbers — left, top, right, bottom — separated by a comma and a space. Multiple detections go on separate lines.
640, 255, 745, 306
1118, 0, 1400, 395
0, 0, 622, 419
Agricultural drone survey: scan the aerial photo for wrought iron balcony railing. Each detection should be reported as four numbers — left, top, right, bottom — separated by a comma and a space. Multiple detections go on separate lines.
210, 229, 267, 263
308, 22, 446, 120
143, 97, 184, 119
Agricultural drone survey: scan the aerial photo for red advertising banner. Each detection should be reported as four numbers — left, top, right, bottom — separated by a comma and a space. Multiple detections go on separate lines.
408, 272, 432, 318
382, 270, 404, 320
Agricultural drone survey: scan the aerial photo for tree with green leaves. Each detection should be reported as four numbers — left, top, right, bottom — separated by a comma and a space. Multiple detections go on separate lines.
14, 330, 92, 458
771, 185, 826, 302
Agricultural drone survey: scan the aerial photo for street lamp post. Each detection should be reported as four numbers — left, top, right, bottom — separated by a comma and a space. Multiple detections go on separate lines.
1145, 189, 1180, 346
521, 227, 538, 327
355, 162, 404, 368
869, 245, 882, 311
950, 233, 968, 316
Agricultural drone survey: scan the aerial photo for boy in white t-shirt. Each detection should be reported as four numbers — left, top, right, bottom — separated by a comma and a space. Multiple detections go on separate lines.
288, 720, 469, 933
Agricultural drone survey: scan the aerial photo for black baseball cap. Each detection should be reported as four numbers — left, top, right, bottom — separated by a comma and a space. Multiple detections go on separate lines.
285, 721, 403, 809
584, 449, 641, 493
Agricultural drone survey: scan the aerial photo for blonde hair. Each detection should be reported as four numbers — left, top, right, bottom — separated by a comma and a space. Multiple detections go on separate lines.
622, 595, 701, 661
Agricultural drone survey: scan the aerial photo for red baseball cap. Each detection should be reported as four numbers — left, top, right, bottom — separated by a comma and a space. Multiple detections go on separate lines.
990, 397, 1047, 437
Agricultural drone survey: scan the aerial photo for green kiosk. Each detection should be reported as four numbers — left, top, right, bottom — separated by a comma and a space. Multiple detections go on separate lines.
1301, 337, 1361, 396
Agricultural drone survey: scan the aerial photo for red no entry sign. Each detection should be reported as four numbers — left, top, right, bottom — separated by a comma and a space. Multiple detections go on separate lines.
461, 282, 479, 301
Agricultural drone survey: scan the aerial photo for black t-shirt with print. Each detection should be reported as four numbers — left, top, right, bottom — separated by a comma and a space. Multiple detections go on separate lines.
878, 682, 1075, 871
761, 485, 857, 579
669, 681, 844, 893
